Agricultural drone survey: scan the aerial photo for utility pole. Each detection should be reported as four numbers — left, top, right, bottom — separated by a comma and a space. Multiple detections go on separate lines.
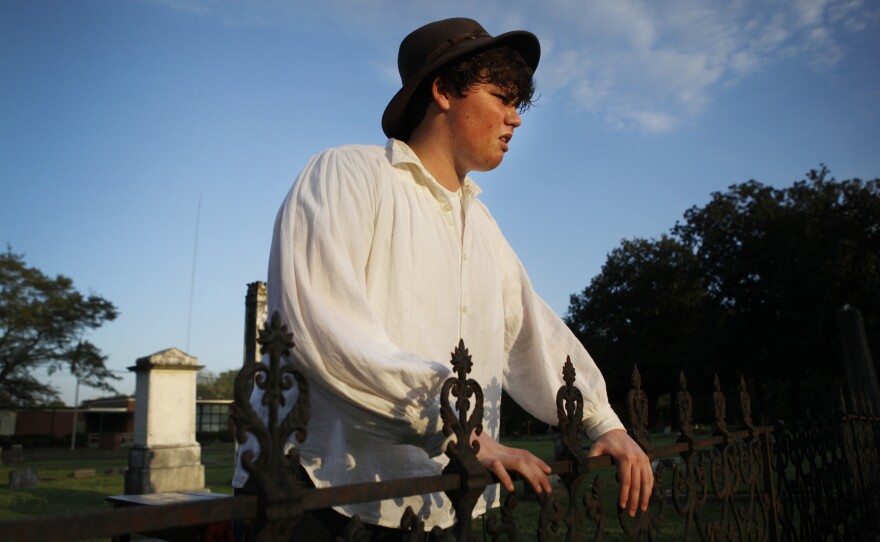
69, 342, 82, 451
70, 375, 80, 451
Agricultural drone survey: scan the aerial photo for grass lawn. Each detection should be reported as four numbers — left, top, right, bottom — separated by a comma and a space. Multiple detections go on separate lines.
1, 435, 738, 541
0, 442, 236, 522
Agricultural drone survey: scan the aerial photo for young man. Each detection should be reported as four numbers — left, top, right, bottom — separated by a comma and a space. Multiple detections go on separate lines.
234, 17, 653, 538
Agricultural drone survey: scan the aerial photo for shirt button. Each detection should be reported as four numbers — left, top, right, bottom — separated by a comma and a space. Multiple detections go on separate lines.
462, 253, 467, 261
461, 305, 468, 314
441, 203, 451, 212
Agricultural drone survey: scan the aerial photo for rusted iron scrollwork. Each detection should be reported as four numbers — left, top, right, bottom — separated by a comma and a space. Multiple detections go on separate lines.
231, 311, 311, 541
672, 371, 711, 540
775, 391, 880, 540
551, 357, 604, 541
707, 375, 770, 541
619, 366, 664, 540
485, 492, 520, 541
440, 339, 490, 542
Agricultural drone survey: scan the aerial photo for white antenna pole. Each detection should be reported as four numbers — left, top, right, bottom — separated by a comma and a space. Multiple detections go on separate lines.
186, 193, 202, 353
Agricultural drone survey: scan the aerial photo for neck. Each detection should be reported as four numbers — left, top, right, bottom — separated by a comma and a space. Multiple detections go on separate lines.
406, 124, 463, 192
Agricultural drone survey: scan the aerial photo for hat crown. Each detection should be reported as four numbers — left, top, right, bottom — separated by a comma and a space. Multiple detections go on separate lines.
397, 18, 489, 85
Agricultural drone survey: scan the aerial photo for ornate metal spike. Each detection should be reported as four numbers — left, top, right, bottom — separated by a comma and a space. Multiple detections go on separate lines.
631, 364, 643, 390
230, 310, 310, 541
256, 311, 294, 359
676, 370, 694, 444
441, 339, 483, 444
627, 365, 652, 452
556, 356, 586, 466
440, 338, 488, 542
562, 355, 577, 388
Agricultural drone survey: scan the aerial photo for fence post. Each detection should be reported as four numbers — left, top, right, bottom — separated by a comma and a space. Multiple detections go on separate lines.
741, 376, 779, 542
440, 339, 490, 542
231, 311, 311, 541
620, 366, 658, 539
759, 428, 779, 542
553, 357, 603, 542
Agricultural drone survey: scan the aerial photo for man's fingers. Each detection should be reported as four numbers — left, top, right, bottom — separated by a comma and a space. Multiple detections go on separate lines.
473, 432, 552, 494
639, 466, 653, 512
590, 430, 654, 516
619, 461, 654, 516
627, 470, 640, 517
617, 466, 631, 511
487, 460, 515, 492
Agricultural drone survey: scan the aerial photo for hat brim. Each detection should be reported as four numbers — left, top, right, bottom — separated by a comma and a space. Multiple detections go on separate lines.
381, 30, 540, 140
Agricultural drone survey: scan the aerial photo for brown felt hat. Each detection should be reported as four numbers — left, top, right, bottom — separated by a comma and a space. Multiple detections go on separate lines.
381, 17, 540, 140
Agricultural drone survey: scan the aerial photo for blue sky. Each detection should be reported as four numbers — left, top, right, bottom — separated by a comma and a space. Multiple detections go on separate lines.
2, 0, 879, 406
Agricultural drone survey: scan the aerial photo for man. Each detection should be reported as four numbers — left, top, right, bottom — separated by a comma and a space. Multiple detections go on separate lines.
234, 17, 653, 539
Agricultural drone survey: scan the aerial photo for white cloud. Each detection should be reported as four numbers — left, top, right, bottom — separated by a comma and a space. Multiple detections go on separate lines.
526, 0, 879, 132
143, 0, 880, 133
621, 110, 678, 134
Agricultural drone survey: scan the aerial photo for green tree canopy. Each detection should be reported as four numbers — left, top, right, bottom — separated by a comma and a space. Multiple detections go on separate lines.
567, 167, 880, 419
196, 369, 237, 400
566, 236, 708, 405
0, 249, 119, 406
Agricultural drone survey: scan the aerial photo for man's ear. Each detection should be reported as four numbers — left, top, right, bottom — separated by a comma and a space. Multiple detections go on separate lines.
431, 76, 453, 112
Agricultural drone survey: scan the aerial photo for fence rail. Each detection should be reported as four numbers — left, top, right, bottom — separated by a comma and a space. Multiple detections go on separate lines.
2, 311, 878, 541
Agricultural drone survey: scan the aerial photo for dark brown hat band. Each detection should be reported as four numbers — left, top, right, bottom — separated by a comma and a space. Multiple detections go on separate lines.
423, 29, 491, 67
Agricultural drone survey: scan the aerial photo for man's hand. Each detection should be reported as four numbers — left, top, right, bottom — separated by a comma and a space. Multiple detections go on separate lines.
472, 431, 553, 494
588, 429, 653, 517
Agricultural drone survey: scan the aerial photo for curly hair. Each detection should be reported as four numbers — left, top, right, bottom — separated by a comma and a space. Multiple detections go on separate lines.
401, 46, 537, 141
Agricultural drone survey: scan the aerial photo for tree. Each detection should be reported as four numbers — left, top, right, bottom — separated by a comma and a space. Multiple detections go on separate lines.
196, 369, 237, 400
565, 236, 709, 423
566, 167, 880, 420
0, 248, 119, 406
674, 167, 880, 414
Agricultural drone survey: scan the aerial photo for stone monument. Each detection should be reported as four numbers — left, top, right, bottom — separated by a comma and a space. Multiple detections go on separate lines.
124, 348, 205, 494
243, 281, 268, 366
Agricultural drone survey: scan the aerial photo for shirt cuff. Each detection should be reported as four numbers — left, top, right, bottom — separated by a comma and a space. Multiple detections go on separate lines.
582, 403, 626, 441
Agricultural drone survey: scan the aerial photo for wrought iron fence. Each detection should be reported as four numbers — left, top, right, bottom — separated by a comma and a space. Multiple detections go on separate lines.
2, 311, 878, 541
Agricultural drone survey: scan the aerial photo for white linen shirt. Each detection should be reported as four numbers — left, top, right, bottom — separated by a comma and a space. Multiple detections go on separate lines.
232, 139, 624, 529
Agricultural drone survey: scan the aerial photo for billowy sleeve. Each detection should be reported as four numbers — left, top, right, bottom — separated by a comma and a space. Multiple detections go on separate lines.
498, 233, 625, 441
260, 148, 450, 456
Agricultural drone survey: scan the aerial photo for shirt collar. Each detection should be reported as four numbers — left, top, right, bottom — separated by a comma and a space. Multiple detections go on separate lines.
386, 139, 483, 198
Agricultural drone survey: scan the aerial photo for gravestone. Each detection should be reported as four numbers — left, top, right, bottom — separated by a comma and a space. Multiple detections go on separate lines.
124, 348, 205, 494
11, 443, 23, 462
838, 305, 880, 404
9, 468, 38, 489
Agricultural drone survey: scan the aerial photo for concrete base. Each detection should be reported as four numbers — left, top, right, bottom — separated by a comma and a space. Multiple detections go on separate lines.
124, 444, 205, 494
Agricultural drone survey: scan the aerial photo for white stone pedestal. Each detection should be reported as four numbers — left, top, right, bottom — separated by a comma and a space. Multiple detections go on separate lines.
124, 348, 205, 494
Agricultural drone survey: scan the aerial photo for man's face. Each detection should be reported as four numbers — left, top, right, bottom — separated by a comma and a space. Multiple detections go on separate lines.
445, 82, 522, 175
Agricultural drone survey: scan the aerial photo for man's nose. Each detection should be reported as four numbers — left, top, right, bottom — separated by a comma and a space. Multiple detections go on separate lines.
506, 108, 522, 127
